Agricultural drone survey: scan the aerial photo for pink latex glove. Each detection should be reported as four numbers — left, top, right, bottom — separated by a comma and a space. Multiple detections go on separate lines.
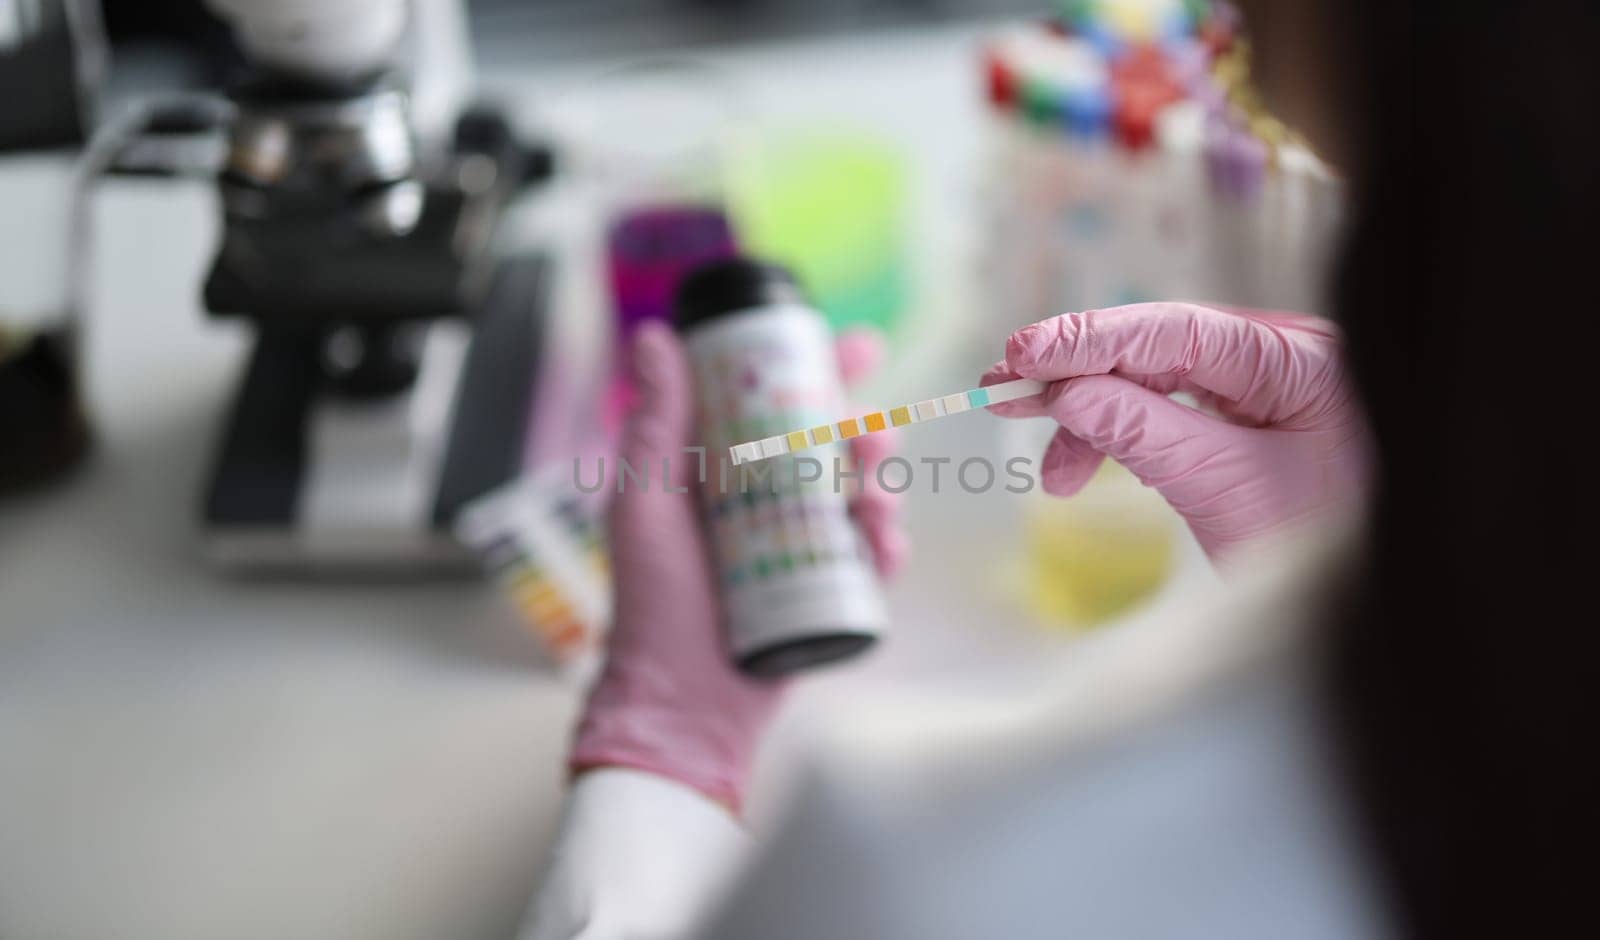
984, 302, 1369, 559
570, 321, 905, 812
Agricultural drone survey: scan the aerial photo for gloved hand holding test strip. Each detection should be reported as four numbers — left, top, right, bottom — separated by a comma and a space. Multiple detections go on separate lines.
728, 377, 1048, 465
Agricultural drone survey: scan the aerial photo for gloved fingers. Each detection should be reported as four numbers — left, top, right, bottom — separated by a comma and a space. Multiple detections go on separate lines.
982, 358, 1233, 423
835, 327, 886, 389
853, 497, 910, 578
1210, 304, 1342, 340
1004, 302, 1335, 425
1113, 372, 1260, 426
1038, 427, 1107, 497
1040, 373, 1249, 499
614, 322, 700, 512
845, 425, 908, 578
607, 323, 718, 647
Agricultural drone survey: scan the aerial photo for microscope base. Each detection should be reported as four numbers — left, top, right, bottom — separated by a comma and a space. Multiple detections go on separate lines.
202, 256, 546, 576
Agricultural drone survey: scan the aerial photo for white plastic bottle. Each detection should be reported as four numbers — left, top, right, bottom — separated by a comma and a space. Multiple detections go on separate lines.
674, 258, 887, 676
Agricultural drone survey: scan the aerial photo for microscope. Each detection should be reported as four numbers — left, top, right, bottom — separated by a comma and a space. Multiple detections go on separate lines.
197, 0, 552, 572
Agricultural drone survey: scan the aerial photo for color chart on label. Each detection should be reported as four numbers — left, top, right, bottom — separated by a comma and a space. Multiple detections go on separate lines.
689, 315, 874, 593
707, 487, 871, 588
455, 477, 609, 663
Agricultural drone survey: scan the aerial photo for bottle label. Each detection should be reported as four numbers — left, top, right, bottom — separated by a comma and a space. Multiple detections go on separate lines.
683, 304, 887, 659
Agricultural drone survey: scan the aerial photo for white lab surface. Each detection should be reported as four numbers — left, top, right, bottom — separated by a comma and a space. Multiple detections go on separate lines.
519, 531, 1389, 940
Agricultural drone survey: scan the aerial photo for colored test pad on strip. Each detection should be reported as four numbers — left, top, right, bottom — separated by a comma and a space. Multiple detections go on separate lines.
729, 377, 1047, 465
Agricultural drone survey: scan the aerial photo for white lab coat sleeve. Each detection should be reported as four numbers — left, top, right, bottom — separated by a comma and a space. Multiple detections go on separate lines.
518, 767, 754, 940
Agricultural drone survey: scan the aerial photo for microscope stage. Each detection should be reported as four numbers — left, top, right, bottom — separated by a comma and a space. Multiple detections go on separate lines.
203, 256, 547, 575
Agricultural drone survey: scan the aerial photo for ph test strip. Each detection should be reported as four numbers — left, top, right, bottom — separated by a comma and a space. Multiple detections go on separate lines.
729, 377, 1046, 465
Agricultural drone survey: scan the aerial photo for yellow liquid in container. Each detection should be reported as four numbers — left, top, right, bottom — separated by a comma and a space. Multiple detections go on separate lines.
1023, 461, 1176, 628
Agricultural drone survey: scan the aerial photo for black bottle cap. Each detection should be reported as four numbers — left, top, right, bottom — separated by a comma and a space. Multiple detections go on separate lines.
674, 257, 807, 331
737, 632, 878, 678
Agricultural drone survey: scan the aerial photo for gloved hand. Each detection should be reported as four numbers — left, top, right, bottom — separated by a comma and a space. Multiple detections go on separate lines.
984, 302, 1369, 559
570, 321, 905, 813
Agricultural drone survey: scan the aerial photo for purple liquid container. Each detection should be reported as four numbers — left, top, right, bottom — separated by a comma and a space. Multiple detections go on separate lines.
606, 205, 737, 339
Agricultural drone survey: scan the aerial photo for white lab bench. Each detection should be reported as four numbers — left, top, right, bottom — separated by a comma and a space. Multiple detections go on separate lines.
0, 24, 1211, 939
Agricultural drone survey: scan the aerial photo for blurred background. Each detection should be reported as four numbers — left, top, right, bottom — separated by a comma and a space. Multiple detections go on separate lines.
1, 2, 1339, 937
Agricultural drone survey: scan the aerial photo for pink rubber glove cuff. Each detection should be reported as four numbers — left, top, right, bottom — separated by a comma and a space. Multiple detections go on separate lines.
571, 663, 782, 811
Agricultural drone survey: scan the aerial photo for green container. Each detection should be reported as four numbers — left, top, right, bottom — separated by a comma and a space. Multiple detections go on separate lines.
728, 129, 908, 337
